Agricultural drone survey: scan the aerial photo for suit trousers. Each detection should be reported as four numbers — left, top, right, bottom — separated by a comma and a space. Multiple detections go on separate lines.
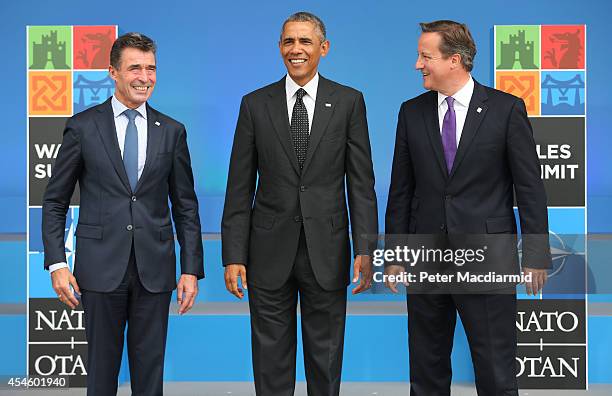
407, 292, 518, 396
81, 245, 172, 396
247, 228, 348, 396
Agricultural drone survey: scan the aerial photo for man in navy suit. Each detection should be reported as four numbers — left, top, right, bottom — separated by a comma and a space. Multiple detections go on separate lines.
385, 21, 551, 395
42, 32, 203, 395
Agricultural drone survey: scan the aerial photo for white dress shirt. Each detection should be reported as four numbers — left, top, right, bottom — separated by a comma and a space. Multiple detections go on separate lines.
49, 96, 149, 273
286, 73, 319, 133
437, 75, 475, 147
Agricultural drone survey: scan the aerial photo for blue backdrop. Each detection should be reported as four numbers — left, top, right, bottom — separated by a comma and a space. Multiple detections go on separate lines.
1, 0, 611, 234
1, 0, 611, 384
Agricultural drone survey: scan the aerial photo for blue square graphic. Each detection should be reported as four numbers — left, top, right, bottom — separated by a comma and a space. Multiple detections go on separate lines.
73, 71, 114, 113
541, 71, 585, 115
29, 208, 43, 252
29, 207, 79, 256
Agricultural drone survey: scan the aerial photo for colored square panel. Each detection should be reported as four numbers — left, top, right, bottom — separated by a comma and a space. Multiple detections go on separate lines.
73, 71, 114, 113
541, 25, 585, 69
496, 71, 540, 115
531, 117, 585, 207
29, 71, 72, 116
28, 26, 72, 70
28, 253, 55, 298
29, 117, 80, 206
28, 208, 80, 298
548, 208, 586, 235
28, 207, 79, 255
517, 345, 585, 389
541, 71, 585, 115
29, 207, 43, 253
73, 26, 117, 69
495, 25, 540, 70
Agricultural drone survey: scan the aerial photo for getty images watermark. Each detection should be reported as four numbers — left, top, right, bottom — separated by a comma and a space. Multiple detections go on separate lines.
370, 244, 533, 286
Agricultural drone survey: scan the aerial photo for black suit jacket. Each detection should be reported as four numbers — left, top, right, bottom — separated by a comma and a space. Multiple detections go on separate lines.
385, 81, 551, 276
222, 76, 378, 291
42, 98, 204, 293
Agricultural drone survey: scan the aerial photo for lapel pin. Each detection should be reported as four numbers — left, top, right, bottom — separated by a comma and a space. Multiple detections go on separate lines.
476, 107, 482, 113
325, 103, 332, 107
155, 121, 160, 126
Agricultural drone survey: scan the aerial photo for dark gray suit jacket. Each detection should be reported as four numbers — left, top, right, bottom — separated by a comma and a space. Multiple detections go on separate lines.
42, 98, 204, 293
222, 76, 378, 291
386, 81, 551, 281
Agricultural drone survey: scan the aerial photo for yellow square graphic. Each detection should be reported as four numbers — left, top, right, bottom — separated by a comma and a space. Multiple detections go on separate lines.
496, 71, 540, 116
29, 71, 72, 115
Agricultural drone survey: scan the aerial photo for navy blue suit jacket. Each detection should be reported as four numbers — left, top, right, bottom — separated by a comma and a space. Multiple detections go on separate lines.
42, 98, 204, 293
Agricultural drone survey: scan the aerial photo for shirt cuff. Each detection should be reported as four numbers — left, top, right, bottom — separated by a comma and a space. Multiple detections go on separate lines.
48, 262, 69, 273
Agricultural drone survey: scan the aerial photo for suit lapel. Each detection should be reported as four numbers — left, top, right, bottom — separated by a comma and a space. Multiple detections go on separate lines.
449, 81, 488, 178
134, 104, 163, 192
266, 77, 300, 176
301, 75, 336, 174
423, 91, 449, 179
94, 98, 131, 192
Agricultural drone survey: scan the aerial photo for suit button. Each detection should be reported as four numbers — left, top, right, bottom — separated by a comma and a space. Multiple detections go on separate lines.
131, 196, 137, 202
440, 224, 446, 231
126, 225, 133, 231
300, 186, 306, 192
445, 195, 452, 201
294, 216, 302, 222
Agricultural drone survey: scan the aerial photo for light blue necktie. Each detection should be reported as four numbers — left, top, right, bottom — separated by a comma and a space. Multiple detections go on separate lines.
123, 109, 139, 191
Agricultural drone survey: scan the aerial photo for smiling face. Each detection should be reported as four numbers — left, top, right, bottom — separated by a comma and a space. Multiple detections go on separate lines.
279, 21, 329, 86
109, 47, 156, 108
415, 32, 457, 95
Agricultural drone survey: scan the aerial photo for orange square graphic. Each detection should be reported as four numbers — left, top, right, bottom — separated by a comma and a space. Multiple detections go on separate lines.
496, 71, 540, 116
29, 71, 72, 115
73, 26, 117, 69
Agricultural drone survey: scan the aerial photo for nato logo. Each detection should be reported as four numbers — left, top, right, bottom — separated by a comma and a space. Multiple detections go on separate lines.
541, 71, 585, 115
28, 207, 78, 258
73, 71, 114, 113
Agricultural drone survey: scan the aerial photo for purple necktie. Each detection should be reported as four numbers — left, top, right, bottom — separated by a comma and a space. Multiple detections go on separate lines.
441, 96, 457, 173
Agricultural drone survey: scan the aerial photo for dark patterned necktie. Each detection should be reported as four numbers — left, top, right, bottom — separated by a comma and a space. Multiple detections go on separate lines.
290, 88, 309, 168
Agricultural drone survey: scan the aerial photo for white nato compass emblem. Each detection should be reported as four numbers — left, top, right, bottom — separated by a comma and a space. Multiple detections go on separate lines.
517, 230, 577, 278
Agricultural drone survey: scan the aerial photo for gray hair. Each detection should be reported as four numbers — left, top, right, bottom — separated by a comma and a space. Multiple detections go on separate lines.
110, 32, 156, 69
281, 12, 327, 43
420, 20, 476, 72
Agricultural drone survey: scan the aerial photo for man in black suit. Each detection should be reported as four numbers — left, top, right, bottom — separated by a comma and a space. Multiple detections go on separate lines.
222, 12, 378, 396
42, 33, 203, 395
385, 21, 552, 395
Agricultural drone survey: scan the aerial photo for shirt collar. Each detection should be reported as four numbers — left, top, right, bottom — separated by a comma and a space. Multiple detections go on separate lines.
111, 95, 148, 120
437, 75, 474, 108
285, 72, 319, 102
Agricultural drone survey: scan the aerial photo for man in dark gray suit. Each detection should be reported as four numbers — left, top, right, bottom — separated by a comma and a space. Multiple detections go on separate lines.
222, 12, 378, 396
42, 33, 203, 395
385, 20, 551, 396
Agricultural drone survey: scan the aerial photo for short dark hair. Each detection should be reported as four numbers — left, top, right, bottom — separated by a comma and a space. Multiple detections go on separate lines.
110, 32, 156, 69
281, 11, 327, 43
420, 20, 476, 71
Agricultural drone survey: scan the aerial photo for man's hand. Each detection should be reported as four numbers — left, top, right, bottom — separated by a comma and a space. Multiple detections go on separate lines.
352, 255, 373, 294
177, 274, 198, 315
384, 265, 407, 294
224, 264, 247, 299
523, 267, 548, 296
51, 268, 80, 309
